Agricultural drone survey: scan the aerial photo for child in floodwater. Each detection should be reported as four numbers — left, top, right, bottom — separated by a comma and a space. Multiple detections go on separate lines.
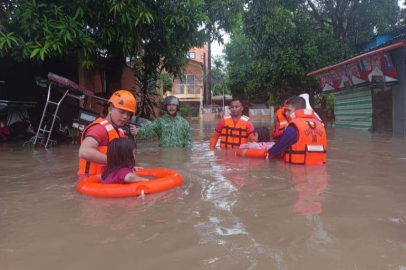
101, 138, 148, 184
239, 126, 275, 150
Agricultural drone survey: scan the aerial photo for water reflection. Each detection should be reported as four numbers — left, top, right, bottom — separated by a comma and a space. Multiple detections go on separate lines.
287, 165, 329, 215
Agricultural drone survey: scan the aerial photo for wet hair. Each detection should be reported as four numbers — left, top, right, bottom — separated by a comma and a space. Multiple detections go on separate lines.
286, 96, 306, 110
230, 98, 244, 107
101, 138, 137, 180
254, 126, 271, 143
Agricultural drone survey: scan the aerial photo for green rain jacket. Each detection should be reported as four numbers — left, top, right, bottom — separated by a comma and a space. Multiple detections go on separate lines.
135, 113, 193, 148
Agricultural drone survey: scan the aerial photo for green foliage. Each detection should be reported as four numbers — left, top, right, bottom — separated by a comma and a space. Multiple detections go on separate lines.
159, 73, 174, 93
226, 2, 338, 104
307, 0, 400, 49
225, 0, 401, 105
211, 55, 230, 96
200, 0, 244, 43
179, 103, 192, 118
67, 127, 81, 138
130, 0, 208, 119
0, 0, 208, 94
315, 93, 334, 110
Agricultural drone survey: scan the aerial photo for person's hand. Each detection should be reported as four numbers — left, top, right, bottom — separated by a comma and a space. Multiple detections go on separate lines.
129, 124, 138, 136
133, 166, 144, 172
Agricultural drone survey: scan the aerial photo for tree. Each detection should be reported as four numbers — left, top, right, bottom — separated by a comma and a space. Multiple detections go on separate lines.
225, 0, 401, 105
211, 56, 229, 96
0, 0, 208, 96
130, 0, 207, 119
306, 0, 400, 53
225, 0, 342, 105
199, 0, 244, 105
159, 73, 174, 94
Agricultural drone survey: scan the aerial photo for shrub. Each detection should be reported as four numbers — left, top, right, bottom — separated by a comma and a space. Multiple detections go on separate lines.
179, 103, 192, 118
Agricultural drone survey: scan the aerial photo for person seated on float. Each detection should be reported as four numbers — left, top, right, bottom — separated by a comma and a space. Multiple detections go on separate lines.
267, 96, 327, 165
132, 96, 193, 148
239, 126, 275, 150
271, 101, 288, 142
209, 98, 255, 149
78, 90, 138, 176
101, 138, 148, 184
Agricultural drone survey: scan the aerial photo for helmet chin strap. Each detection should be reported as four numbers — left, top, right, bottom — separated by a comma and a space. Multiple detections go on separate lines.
107, 113, 120, 128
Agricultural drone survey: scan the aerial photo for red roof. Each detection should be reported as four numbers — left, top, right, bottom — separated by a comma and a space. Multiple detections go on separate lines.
187, 59, 203, 67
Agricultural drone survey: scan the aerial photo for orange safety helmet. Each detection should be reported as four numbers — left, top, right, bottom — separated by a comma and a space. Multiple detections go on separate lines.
108, 90, 136, 113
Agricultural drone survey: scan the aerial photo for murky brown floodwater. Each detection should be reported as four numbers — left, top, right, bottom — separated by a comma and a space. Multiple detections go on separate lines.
1, 120, 406, 270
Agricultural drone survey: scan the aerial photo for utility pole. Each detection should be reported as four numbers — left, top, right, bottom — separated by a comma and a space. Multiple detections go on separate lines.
203, 52, 207, 106
207, 41, 212, 105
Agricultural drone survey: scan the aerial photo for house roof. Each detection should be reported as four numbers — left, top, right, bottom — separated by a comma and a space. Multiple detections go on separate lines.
187, 59, 203, 67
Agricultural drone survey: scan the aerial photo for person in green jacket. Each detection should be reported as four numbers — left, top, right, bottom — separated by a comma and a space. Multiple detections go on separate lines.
131, 96, 193, 148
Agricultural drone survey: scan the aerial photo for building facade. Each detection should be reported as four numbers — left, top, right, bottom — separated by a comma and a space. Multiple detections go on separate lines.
168, 45, 208, 117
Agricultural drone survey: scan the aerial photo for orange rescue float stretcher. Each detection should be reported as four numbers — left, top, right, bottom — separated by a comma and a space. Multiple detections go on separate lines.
236, 149, 268, 158
76, 168, 183, 198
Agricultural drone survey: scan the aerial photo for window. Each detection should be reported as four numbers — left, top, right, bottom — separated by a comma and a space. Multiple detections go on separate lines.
174, 84, 185, 94
187, 85, 195, 94
175, 75, 198, 94
186, 52, 196, 59
186, 74, 194, 84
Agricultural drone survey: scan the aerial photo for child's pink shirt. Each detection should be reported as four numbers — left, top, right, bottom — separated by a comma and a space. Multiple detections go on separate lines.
101, 167, 133, 184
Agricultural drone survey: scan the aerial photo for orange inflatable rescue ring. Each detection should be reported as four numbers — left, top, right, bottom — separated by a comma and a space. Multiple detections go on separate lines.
76, 168, 183, 198
236, 149, 268, 158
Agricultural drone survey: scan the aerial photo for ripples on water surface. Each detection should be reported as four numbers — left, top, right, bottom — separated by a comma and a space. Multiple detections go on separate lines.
1, 120, 406, 270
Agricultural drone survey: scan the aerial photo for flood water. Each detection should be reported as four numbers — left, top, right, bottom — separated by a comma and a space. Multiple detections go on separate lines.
1, 120, 406, 270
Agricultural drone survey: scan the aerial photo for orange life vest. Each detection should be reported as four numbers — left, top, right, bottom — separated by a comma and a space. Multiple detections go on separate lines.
272, 108, 288, 141
220, 115, 249, 149
284, 109, 327, 165
77, 117, 125, 175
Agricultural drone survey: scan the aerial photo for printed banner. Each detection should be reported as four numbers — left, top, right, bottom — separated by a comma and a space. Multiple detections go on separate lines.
317, 52, 398, 91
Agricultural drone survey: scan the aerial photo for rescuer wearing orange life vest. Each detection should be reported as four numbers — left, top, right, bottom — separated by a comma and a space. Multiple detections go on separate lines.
268, 96, 327, 165
78, 90, 137, 175
271, 101, 288, 142
209, 98, 255, 149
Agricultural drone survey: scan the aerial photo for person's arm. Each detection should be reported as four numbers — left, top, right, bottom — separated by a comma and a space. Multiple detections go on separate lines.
209, 131, 220, 149
210, 119, 224, 149
246, 121, 255, 142
248, 133, 255, 142
268, 125, 298, 157
78, 137, 107, 164
135, 118, 160, 140
124, 172, 149, 183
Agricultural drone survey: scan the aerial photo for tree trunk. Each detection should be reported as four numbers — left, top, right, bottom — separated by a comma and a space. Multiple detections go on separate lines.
105, 51, 125, 95
207, 38, 212, 105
